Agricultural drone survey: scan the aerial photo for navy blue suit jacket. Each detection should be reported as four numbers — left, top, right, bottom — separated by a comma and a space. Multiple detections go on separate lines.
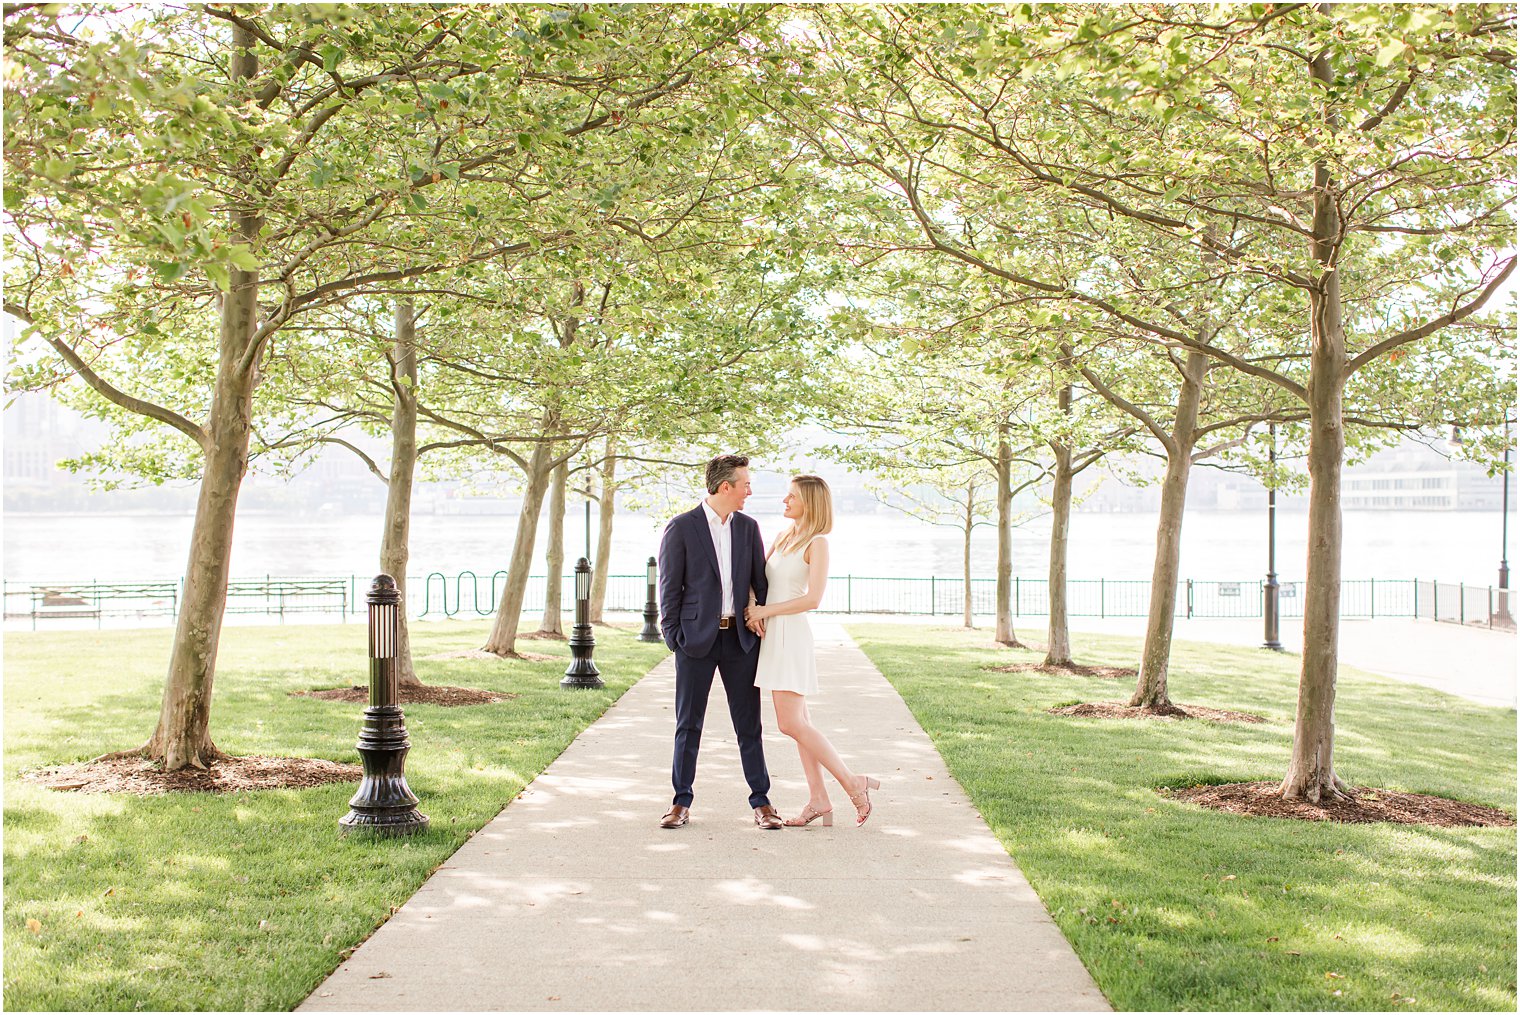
658, 505, 767, 658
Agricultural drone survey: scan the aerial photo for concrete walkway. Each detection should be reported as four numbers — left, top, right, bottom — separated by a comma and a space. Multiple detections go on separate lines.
1056, 616, 1517, 709
300, 621, 1109, 1012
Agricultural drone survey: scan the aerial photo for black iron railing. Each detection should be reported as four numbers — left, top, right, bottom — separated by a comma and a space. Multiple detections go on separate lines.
5, 573, 1514, 632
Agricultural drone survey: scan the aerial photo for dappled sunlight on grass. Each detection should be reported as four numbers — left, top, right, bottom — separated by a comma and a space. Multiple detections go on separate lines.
850, 622, 1516, 1012
3, 619, 669, 1011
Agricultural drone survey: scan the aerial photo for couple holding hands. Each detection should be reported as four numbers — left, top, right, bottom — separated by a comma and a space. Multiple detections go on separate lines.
657, 454, 880, 831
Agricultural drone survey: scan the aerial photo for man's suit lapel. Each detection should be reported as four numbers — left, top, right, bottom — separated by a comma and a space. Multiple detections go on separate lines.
691, 505, 720, 578
730, 512, 747, 590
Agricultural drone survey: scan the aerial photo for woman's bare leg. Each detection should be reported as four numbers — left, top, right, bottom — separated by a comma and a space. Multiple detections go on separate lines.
776, 692, 830, 808
772, 690, 859, 800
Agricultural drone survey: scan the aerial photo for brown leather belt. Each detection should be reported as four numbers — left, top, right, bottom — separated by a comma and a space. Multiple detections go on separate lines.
718, 615, 736, 630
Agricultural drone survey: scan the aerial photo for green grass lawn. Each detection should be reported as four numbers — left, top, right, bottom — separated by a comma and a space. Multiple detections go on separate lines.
3, 620, 668, 1012
847, 624, 1517, 1012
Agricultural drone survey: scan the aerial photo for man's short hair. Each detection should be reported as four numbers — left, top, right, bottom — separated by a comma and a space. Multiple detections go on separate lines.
705, 454, 750, 495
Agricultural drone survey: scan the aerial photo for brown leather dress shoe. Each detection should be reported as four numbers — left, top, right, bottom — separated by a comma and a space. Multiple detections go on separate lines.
660, 805, 689, 829
754, 804, 785, 830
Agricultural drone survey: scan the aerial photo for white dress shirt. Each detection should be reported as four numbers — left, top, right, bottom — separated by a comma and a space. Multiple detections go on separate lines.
700, 499, 735, 616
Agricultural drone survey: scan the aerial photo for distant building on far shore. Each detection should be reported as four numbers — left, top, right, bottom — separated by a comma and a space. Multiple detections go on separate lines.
1340, 442, 1507, 510
1086, 439, 1509, 513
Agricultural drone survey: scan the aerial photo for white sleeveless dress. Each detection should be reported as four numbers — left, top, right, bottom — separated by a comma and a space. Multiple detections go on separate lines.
754, 536, 820, 696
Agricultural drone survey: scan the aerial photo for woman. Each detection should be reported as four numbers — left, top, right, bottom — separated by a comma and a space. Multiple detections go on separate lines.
746, 475, 880, 827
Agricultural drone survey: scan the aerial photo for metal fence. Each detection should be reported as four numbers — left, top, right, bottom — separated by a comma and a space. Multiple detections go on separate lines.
1414, 580, 1515, 629
7, 571, 1514, 631
3, 576, 356, 629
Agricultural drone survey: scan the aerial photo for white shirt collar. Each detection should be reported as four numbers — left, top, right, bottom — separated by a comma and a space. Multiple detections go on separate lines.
700, 499, 732, 527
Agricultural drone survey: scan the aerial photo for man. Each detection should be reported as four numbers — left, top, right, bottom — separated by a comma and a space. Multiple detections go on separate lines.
657, 454, 782, 830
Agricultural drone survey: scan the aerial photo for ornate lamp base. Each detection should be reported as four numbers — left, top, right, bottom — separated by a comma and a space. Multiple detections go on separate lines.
339, 705, 428, 837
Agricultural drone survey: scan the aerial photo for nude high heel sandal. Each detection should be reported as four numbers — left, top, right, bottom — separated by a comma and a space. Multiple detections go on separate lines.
785, 804, 833, 827
849, 776, 881, 827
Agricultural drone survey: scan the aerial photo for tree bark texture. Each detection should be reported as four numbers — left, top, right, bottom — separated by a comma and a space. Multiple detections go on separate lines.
962, 481, 975, 629
482, 433, 555, 657
149, 337, 253, 769
1280, 295, 1350, 801
589, 442, 617, 624
1280, 347, 1348, 800
1044, 386, 1074, 667
537, 456, 569, 637
993, 425, 1021, 645
1129, 350, 1207, 707
382, 301, 420, 685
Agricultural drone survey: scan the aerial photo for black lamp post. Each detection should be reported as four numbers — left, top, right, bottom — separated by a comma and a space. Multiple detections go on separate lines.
562, 557, 604, 689
1263, 422, 1283, 650
639, 556, 661, 642
340, 574, 428, 838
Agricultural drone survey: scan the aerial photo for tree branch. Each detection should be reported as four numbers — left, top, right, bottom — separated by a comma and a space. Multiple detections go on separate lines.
1069, 348, 1175, 452
5, 303, 209, 448
1344, 257, 1516, 376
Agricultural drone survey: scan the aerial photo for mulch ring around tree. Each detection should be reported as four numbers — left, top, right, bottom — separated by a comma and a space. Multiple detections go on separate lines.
1048, 701, 1266, 723
1163, 781, 1516, 828
293, 685, 518, 706
987, 662, 1138, 680
24, 755, 360, 795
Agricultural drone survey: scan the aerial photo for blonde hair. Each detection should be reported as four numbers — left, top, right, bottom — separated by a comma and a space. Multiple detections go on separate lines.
773, 475, 833, 556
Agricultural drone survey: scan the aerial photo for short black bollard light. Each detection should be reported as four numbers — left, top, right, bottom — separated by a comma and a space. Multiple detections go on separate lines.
340, 574, 428, 838
639, 556, 662, 642
562, 557, 604, 689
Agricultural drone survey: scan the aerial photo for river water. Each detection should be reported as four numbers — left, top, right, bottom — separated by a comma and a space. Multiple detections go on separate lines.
4, 506, 1512, 587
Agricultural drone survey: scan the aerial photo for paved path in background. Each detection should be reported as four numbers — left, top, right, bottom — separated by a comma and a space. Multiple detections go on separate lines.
1053, 615, 1517, 709
300, 621, 1109, 1012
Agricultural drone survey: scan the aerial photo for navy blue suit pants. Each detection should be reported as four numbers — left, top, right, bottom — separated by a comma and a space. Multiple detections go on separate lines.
671, 624, 771, 809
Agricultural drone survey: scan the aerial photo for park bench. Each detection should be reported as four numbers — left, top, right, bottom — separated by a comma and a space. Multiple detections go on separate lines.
224, 577, 352, 618
3, 581, 180, 624
4, 577, 353, 625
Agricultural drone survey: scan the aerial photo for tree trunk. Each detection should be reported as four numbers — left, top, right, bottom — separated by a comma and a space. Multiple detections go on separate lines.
1280, 304, 1349, 800
1129, 351, 1206, 707
993, 424, 1021, 645
482, 436, 555, 657
1280, 33, 1351, 804
537, 456, 569, 637
1044, 383, 1075, 667
145, 26, 261, 771
382, 301, 421, 686
589, 440, 617, 624
148, 349, 253, 769
1045, 441, 1074, 667
962, 480, 975, 628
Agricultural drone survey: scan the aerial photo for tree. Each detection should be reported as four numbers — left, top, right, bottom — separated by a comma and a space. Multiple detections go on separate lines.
1029, 359, 1138, 667
768, 2, 1515, 800
868, 467, 996, 628
1067, 331, 1286, 704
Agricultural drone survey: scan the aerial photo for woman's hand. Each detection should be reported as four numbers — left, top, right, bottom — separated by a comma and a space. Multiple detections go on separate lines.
744, 603, 770, 623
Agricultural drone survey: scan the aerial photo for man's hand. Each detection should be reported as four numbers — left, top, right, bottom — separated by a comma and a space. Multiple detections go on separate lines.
746, 616, 766, 638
